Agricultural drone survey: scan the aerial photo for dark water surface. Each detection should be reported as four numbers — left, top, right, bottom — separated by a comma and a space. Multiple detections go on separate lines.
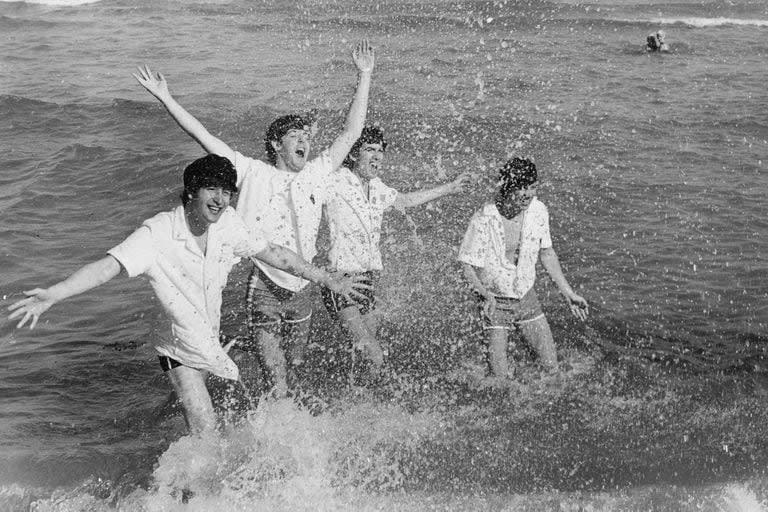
0, 0, 767, 509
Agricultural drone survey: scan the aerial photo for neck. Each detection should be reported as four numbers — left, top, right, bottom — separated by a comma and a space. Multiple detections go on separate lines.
184, 207, 209, 237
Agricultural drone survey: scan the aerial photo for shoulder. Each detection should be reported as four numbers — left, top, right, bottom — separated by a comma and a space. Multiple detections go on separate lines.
234, 151, 274, 176
141, 209, 176, 234
529, 198, 549, 215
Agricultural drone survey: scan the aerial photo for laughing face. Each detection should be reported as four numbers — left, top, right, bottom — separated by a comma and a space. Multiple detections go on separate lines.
187, 186, 232, 227
353, 142, 385, 180
273, 128, 311, 173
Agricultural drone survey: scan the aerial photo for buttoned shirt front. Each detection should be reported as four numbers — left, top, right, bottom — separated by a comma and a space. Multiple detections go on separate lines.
458, 199, 552, 298
233, 150, 333, 291
323, 167, 399, 272
108, 206, 268, 380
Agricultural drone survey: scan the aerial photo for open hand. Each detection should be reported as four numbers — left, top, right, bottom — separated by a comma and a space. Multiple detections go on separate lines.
328, 272, 372, 302
7, 288, 56, 329
450, 173, 473, 194
132, 64, 170, 100
352, 39, 375, 74
567, 293, 589, 322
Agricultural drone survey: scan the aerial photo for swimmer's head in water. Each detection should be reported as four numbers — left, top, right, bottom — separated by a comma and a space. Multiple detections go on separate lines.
343, 125, 388, 171
495, 158, 538, 218
181, 154, 238, 206
264, 114, 311, 166
656, 30, 666, 42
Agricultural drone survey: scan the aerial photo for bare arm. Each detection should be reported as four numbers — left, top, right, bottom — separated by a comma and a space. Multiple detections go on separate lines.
461, 262, 496, 319
539, 247, 589, 321
133, 65, 236, 163
251, 243, 370, 299
394, 173, 472, 209
327, 40, 375, 170
7, 256, 122, 329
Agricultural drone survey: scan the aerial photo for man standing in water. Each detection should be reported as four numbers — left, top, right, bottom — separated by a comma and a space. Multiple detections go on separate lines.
458, 157, 588, 380
646, 30, 670, 52
7, 155, 366, 433
320, 126, 471, 382
134, 40, 375, 397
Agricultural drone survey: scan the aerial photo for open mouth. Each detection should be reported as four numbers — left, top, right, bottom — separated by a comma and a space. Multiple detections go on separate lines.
295, 149, 306, 158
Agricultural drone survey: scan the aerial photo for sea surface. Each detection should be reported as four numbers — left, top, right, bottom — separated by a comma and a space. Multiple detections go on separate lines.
1, 0, 767, 510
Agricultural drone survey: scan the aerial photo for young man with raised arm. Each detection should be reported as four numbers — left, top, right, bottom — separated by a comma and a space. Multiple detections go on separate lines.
134, 40, 375, 397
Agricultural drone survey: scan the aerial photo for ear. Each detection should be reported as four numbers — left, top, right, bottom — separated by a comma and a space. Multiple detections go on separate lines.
270, 139, 282, 152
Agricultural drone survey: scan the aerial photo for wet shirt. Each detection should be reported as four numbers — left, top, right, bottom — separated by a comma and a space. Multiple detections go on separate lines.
233, 150, 332, 292
458, 199, 552, 298
108, 206, 268, 380
323, 167, 399, 272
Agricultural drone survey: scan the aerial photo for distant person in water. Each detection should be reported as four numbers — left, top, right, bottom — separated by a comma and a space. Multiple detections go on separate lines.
458, 157, 588, 380
646, 30, 669, 52
6, 155, 366, 434
320, 126, 472, 382
133, 39, 375, 398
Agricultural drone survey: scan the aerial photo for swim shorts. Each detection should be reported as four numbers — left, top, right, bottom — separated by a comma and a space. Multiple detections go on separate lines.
480, 287, 545, 330
246, 266, 314, 336
321, 270, 379, 317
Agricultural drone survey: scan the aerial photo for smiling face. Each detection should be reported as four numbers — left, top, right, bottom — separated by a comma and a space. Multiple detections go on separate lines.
187, 186, 232, 227
353, 142, 385, 180
273, 128, 311, 173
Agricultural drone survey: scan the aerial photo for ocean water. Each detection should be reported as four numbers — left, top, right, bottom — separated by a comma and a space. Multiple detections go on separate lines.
1, 0, 767, 510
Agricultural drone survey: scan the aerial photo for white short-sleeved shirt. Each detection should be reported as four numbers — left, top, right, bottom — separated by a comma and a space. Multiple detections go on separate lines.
108, 205, 268, 380
458, 199, 552, 298
323, 167, 399, 272
233, 150, 333, 291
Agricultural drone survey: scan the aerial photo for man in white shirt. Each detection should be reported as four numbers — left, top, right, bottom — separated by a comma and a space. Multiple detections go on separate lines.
321, 126, 471, 382
133, 40, 375, 397
458, 157, 589, 381
8, 155, 365, 433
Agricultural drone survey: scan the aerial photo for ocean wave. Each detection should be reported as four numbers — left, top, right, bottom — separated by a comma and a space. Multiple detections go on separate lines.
622, 16, 768, 28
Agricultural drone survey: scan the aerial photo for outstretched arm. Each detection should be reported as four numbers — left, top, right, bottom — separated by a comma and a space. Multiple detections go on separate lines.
251, 243, 370, 300
133, 65, 236, 163
7, 256, 122, 329
539, 247, 589, 321
394, 173, 472, 209
327, 40, 375, 170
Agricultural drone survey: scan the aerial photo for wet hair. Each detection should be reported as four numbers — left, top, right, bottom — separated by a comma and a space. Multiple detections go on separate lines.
497, 157, 537, 197
343, 125, 388, 169
264, 114, 309, 165
181, 154, 238, 205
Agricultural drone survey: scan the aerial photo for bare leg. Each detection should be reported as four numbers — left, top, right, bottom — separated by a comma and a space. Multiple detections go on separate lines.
485, 328, 510, 378
519, 316, 558, 370
166, 365, 216, 434
339, 306, 384, 374
283, 318, 312, 389
256, 329, 289, 398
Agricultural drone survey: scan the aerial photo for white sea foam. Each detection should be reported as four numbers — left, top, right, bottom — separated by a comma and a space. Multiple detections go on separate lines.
625, 17, 768, 28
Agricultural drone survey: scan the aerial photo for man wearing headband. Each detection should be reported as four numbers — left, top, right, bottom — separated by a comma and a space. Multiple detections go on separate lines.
458, 157, 588, 381
134, 40, 375, 398
8, 155, 365, 433
320, 126, 471, 383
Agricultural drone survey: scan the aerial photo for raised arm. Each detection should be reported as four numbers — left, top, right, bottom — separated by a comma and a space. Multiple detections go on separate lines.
251, 243, 370, 300
395, 173, 472, 209
133, 65, 236, 163
539, 247, 589, 321
327, 40, 375, 170
7, 256, 122, 329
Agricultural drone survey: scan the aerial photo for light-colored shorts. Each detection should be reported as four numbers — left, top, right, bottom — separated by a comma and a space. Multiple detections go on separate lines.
480, 288, 545, 331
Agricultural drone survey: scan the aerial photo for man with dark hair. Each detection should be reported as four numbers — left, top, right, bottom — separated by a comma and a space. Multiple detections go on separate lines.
646, 30, 669, 52
458, 157, 588, 381
134, 40, 375, 397
321, 125, 471, 381
8, 155, 365, 432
